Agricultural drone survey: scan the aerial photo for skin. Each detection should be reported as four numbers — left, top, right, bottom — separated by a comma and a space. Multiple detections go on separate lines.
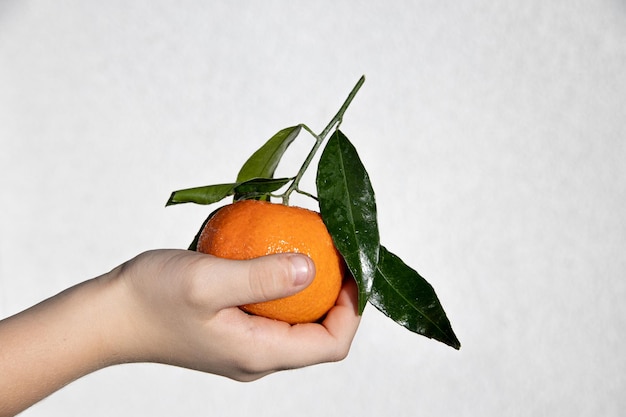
0, 249, 361, 416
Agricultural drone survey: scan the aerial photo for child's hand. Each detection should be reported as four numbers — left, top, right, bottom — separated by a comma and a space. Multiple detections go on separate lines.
115, 249, 361, 381
0, 249, 360, 416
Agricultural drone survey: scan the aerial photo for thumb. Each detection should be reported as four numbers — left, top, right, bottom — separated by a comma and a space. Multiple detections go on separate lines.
212, 253, 315, 309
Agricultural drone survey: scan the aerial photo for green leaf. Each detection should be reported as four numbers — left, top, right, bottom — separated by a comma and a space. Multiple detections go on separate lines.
166, 183, 237, 206
316, 130, 379, 314
236, 125, 302, 182
234, 177, 291, 197
371, 246, 461, 350
166, 177, 291, 206
184, 177, 290, 250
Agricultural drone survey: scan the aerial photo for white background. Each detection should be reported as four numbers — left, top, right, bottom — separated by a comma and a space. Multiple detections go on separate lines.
1, 1, 625, 416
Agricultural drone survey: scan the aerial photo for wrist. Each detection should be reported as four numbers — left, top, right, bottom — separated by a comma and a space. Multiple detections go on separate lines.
0, 267, 137, 416
92, 264, 146, 367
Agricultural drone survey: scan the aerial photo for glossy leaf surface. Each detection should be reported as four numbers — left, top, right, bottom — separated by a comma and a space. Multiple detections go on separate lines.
233, 177, 291, 196
166, 183, 236, 206
236, 125, 302, 182
166, 177, 291, 206
316, 130, 379, 313
371, 246, 461, 349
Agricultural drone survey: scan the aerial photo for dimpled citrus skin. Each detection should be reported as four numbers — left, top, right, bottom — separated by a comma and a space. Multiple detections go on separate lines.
197, 200, 345, 324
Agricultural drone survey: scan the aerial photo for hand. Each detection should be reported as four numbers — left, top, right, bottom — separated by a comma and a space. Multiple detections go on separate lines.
114, 249, 361, 381
0, 249, 360, 416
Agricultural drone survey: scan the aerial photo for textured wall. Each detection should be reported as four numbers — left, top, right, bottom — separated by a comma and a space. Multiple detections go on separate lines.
1, 1, 625, 415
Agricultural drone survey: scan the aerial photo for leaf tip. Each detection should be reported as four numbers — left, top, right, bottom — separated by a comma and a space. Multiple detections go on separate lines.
449, 335, 461, 350
165, 192, 177, 207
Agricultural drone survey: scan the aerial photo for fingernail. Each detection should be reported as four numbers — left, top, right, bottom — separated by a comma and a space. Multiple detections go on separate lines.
290, 255, 313, 286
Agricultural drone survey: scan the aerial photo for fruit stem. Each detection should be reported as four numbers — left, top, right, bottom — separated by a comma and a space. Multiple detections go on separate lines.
282, 75, 366, 205
319, 75, 366, 140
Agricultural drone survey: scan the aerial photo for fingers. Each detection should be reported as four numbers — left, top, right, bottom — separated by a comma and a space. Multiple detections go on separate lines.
235, 278, 361, 375
320, 277, 361, 346
288, 278, 361, 364
204, 253, 316, 311
296, 277, 361, 362
131, 250, 361, 381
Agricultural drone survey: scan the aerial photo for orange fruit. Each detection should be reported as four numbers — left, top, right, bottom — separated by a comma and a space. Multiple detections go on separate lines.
197, 199, 344, 324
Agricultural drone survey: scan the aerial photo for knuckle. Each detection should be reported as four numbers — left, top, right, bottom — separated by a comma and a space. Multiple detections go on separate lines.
228, 323, 279, 379
180, 255, 215, 307
333, 346, 350, 362
328, 340, 351, 362
237, 357, 266, 377
230, 353, 271, 381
